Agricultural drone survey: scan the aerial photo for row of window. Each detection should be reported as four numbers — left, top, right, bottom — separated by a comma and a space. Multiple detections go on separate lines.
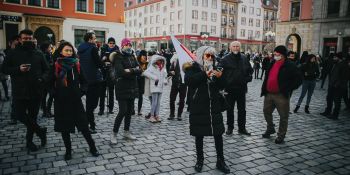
192, 0, 217, 9
240, 17, 261, 27
240, 29, 261, 39
192, 11, 217, 22
5, 0, 105, 14
241, 5, 262, 16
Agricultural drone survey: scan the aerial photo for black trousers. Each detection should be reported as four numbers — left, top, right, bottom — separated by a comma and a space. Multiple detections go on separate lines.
170, 85, 187, 117
13, 98, 42, 143
137, 94, 143, 113
61, 130, 96, 153
226, 91, 246, 130
325, 86, 342, 117
98, 81, 114, 112
113, 99, 133, 133
86, 83, 100, 129
342, 86, 350, 108
254, 69, 260, 79
321, 74, 328, 88
0, 79, 9, 98
195, 135, 224, 160
260, 69, 266, 79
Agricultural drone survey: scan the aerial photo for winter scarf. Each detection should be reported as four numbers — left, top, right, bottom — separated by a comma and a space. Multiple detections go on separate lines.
55, 57, 80, 86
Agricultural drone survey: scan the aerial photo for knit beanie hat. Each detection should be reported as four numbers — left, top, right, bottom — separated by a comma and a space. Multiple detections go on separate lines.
274, 45, 288, 58
139, 50, 147, 57
121, 38, 131, 48
107, 37, 115, 43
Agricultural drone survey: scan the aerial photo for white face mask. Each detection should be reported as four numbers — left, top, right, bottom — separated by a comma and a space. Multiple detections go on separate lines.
203, 60, 213, 71
274, 56, 282, 61
233, 51, 239, 54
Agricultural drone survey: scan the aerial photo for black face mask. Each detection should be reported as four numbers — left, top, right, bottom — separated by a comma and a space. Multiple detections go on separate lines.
22, 41, 35, 50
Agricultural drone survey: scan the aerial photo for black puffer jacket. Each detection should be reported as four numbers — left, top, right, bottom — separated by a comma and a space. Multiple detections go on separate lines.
2, 45, 49, 99
185, 62, 225, 136
329, 60, 350, 89
300, 62, 320, 81
261, 59, 302, 98
110, 51, 142, 100
219, 52, 253, 93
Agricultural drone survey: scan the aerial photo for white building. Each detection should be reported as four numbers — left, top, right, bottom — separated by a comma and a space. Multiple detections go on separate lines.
125, 0, 222, 51
236, 0, 264, 52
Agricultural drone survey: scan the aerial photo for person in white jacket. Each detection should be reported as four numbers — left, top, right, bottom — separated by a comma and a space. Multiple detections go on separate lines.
143, 55, 168, 123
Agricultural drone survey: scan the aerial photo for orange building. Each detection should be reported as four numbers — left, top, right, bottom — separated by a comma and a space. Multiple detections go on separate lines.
0, 0, 125, 49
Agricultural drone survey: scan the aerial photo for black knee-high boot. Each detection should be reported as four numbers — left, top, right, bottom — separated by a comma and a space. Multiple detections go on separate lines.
194, 136, 204, 172
82, 130, 100, 157
214, 135, 230, 174
61, 132, 72, 160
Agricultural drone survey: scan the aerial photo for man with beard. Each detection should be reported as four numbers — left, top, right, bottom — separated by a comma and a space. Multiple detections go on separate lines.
2, 29, 49, 152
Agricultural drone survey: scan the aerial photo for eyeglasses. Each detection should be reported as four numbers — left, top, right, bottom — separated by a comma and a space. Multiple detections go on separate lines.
205, 54, 215, 58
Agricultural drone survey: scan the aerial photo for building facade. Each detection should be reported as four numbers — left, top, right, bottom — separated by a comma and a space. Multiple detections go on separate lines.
262, 0, 277, 53
276, 0, 350, 58
125, 0, 222, 51
0, 0, 125, 49
220, 0, 240, 50
236, 0, 264, 52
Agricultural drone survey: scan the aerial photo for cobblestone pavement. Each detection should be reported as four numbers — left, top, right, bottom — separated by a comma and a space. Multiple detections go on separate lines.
0, 79, 350, 175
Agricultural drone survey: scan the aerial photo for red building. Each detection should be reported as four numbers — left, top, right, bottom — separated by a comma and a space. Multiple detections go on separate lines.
0, 0, 125, 49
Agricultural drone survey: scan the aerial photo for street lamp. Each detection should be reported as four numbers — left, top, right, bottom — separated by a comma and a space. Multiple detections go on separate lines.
47, 33, 53, 44
201, 33, 209, 46
265, 31, 275, 42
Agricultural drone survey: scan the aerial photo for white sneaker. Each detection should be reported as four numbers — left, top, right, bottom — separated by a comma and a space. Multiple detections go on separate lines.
110, 132, 117, 144
149, 116, 157, 123
124, 131, 137, 140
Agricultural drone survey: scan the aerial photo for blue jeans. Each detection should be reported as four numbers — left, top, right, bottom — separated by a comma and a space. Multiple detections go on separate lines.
297, 80, 316, 106
151, 93, 162, 116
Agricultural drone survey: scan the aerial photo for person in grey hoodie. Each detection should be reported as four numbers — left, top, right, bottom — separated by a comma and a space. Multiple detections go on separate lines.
78, 32, 103, 134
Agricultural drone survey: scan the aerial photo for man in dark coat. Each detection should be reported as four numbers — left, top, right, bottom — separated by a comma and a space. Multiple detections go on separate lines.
219, 41, 253, 136
168, 54, 187, 121
78, 32, 104, 134
261, 45, 302, 144
2, 29, 49, 152
97, 37, 119, 115
321, 52, 350, 119
260, 53, 271, 79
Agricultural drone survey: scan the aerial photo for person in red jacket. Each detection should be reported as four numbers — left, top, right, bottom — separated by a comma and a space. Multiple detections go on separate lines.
261, 45, 302, 144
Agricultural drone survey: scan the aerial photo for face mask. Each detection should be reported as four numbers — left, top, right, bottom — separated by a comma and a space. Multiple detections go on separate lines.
123, 48, 132, 54
203, 60, 213, 71
274, 56, 282, 61
22, 41, 35, 50
233, 51, 239, 54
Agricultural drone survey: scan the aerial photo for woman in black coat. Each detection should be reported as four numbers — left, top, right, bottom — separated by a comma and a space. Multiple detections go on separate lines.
184, 46, 230, 174
51, 42, 100, 160
109, 38, 142, 144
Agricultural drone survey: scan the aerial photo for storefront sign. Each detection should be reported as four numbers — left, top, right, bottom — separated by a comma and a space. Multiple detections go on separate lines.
1, 15, 22, 22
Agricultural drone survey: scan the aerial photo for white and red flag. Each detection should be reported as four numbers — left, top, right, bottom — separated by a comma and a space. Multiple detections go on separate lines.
170, 35, 196, 83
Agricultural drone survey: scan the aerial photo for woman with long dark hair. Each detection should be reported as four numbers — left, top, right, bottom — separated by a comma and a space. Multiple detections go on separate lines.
294, 54, 320, 113
51, 41, 100, 160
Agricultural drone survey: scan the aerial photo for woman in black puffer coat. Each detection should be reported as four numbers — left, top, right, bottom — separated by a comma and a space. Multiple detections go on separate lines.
109, 38, 142, 144
184, 46, 230, 174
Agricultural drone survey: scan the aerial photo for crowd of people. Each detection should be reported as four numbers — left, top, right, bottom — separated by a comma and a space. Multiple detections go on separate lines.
0, 29, 350, 173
